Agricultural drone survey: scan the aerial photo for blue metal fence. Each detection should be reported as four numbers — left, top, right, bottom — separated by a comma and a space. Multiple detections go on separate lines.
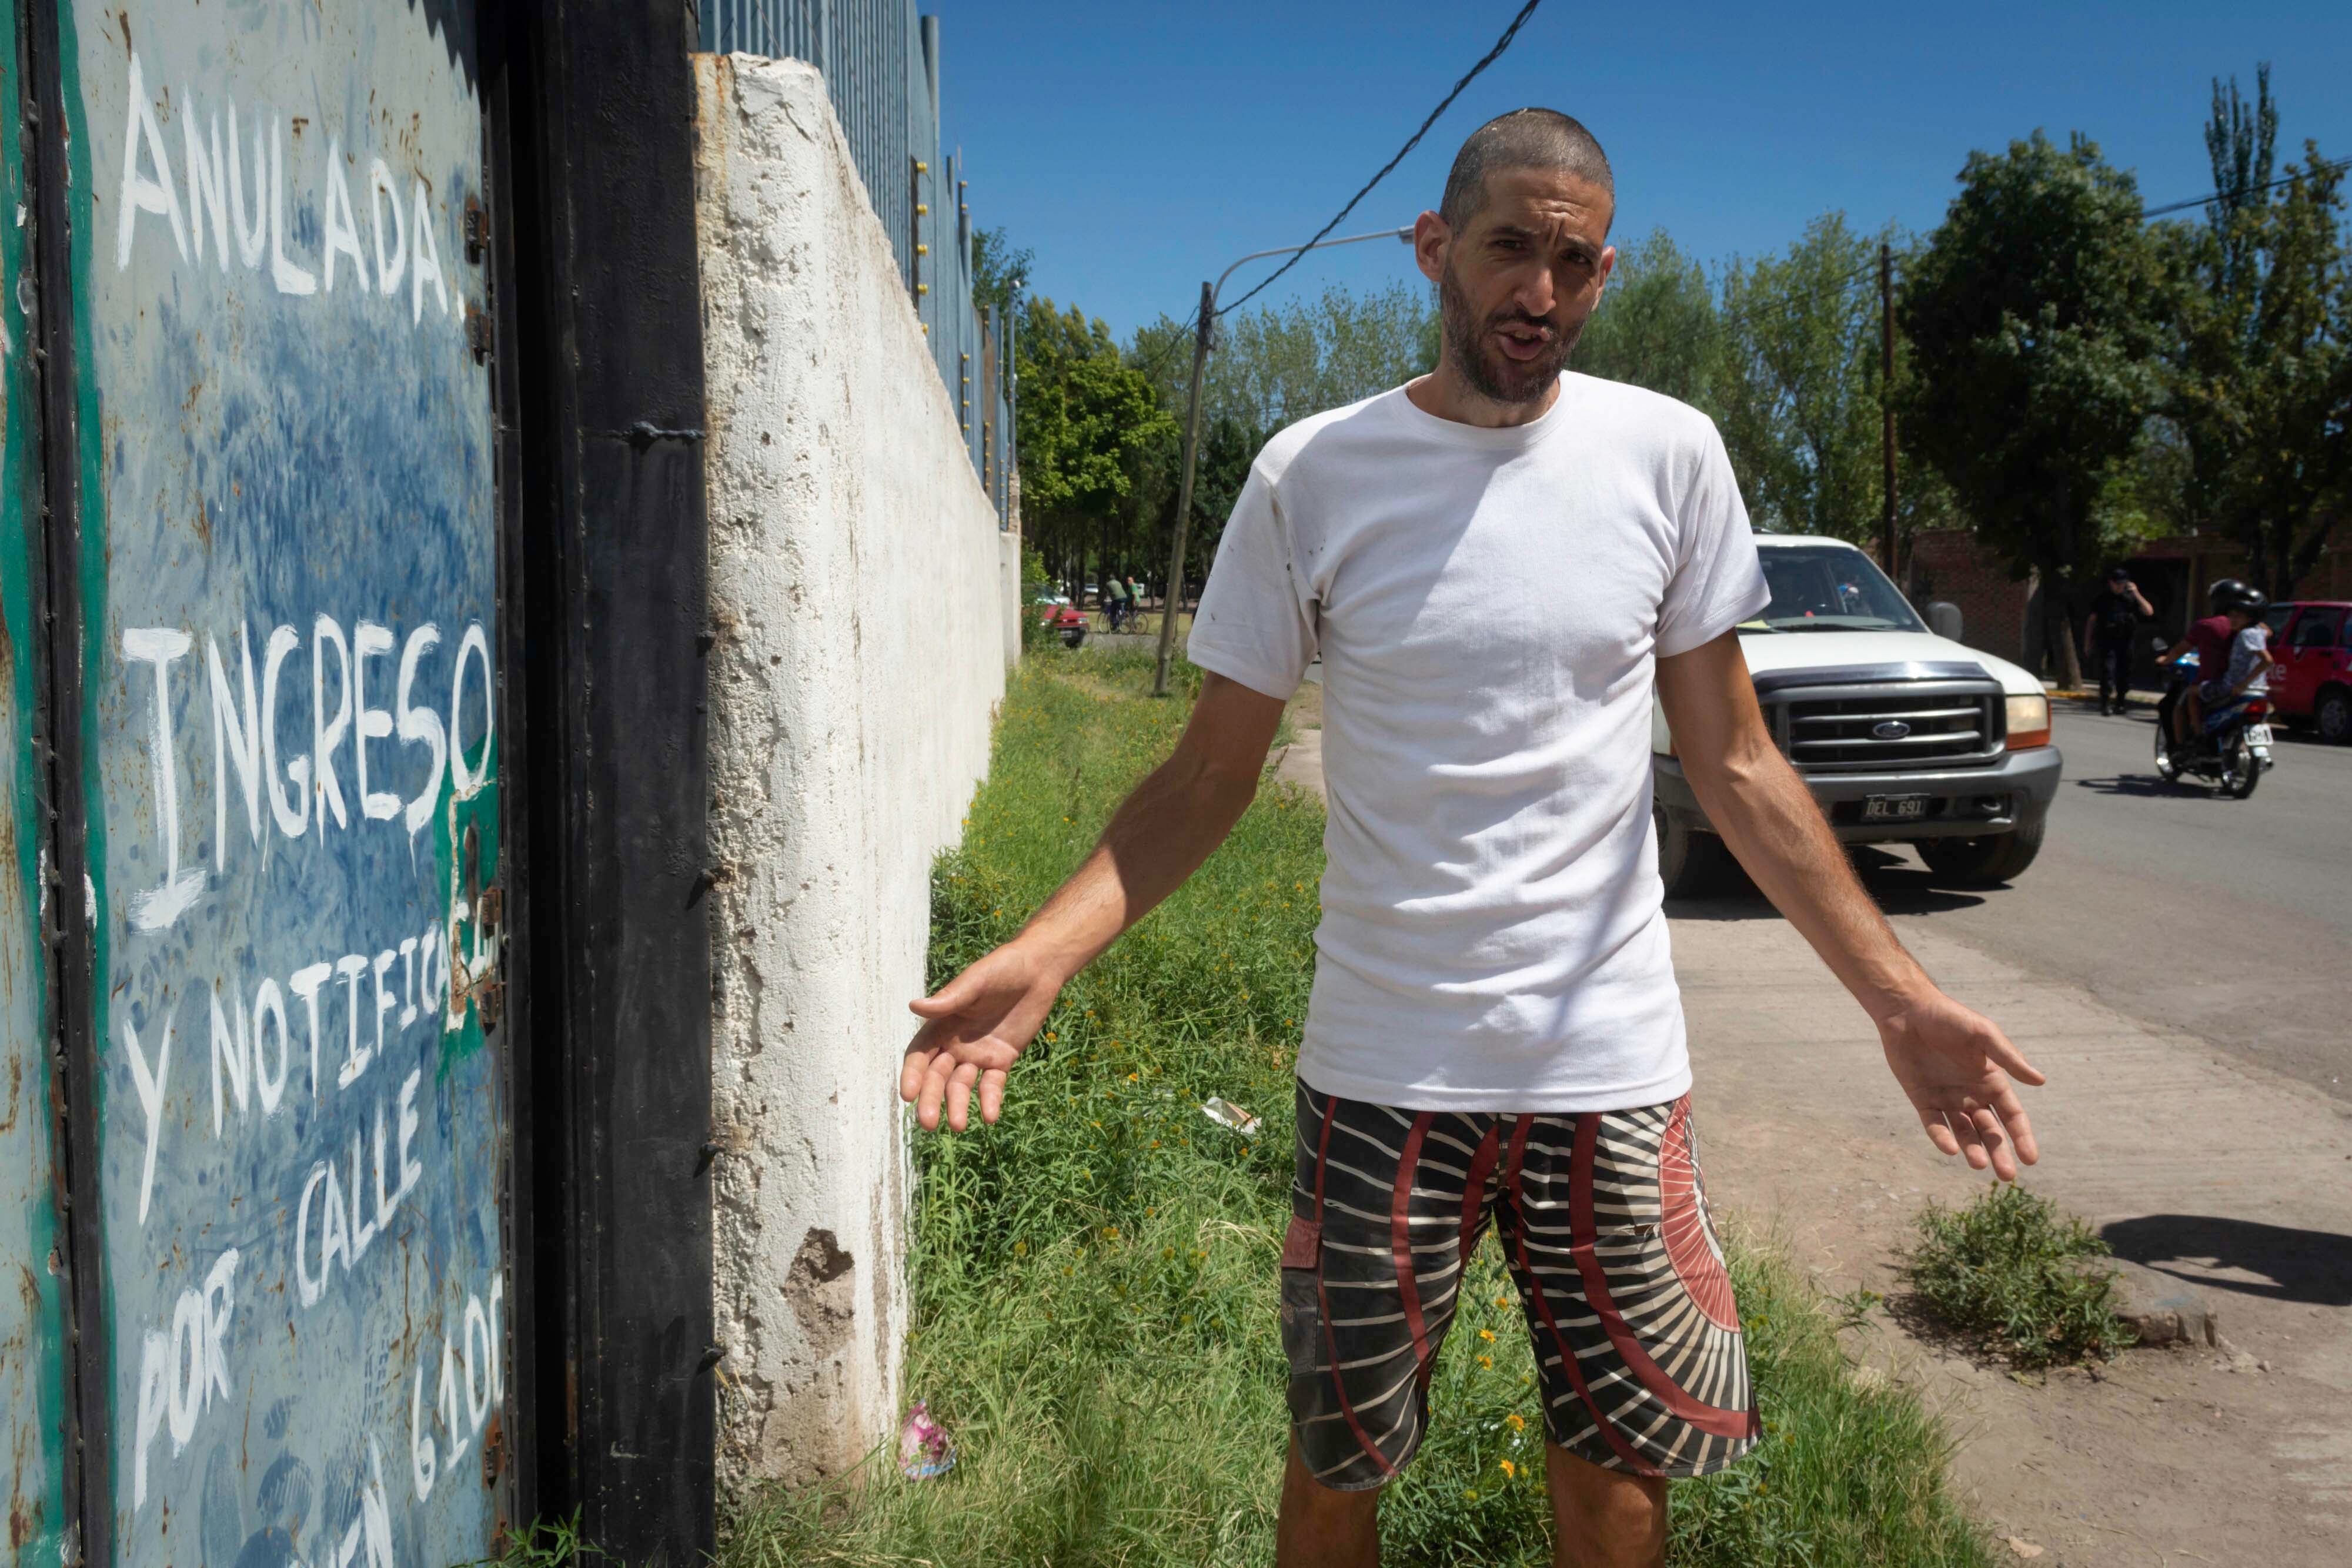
700, 2, 1016, 523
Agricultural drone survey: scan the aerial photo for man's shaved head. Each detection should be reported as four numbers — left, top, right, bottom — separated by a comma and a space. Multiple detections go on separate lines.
1439, 109, 1614, 231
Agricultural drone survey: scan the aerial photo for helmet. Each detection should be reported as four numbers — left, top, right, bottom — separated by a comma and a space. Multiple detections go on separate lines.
2221, 584, 2269, 618
2207, 577, 2252, 611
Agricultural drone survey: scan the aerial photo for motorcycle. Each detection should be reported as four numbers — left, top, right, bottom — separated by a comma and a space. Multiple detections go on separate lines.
2152, 648, 2274, 798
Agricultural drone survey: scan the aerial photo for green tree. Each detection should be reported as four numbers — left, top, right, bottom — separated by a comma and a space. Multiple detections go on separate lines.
1715, 217, 1879, 541
1899, 132, 2173, 682
1016, 297, 1176, 596
971, 225, 1033, 322
2170, 67, 2352, 597
1572, 229, 1722, 410
1132, 282, 1435, 433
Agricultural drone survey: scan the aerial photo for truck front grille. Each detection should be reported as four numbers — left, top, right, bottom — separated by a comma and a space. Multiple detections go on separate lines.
1755, 664, 2007, 773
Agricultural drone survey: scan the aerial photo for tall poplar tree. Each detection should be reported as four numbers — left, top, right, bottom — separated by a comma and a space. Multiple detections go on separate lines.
2170, 67, 2352, 597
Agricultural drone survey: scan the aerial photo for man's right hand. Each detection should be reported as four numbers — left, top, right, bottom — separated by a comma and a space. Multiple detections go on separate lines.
901, 944, 1067, 1132
896, 671, 1289, 1135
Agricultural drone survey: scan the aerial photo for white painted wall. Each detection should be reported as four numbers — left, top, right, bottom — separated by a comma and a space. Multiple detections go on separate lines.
693, 52, 1015, 1491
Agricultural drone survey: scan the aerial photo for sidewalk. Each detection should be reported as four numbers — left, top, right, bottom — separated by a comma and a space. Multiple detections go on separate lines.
1263, 694, 2352, 1565
1673, 907, 2352, 1566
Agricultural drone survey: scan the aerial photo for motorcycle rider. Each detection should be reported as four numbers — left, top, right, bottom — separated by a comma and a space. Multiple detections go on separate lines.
2159, 580, 2271, 751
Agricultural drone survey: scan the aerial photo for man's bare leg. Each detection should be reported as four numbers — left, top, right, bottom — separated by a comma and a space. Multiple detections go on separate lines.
1276, 1437, 1381, 1567
1546, 1444, 1666, 1568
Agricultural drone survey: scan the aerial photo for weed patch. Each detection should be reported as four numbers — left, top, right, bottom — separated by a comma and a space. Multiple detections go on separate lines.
1900, 1184, 2134, 1369
720, 658, 1990, 1567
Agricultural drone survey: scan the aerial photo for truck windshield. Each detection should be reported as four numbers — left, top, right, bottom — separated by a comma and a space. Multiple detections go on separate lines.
1750, 544, 1927, 633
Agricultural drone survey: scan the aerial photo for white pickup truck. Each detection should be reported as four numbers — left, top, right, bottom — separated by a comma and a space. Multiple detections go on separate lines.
1652, 533, 2062, 897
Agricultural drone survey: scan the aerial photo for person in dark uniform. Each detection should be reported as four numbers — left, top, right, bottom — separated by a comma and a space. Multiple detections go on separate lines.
2082, 566, 2153, 715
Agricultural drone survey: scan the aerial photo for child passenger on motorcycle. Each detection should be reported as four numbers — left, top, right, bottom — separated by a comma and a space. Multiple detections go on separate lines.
2160, 588, 2271, 748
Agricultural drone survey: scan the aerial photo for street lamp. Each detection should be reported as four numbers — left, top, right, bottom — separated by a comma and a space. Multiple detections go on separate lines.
1151, 225, 1416, 697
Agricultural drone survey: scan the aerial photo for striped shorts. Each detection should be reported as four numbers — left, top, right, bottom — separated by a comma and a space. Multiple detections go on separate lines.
1279, 1080, 1759, 1489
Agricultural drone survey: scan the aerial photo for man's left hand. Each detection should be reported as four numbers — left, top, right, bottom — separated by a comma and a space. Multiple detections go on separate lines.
1874, 988, 2044, 1181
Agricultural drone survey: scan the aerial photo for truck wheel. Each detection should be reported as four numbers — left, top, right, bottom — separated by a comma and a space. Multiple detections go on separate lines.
1656, 805, 1730, 899
2319, 688, 2352, 745
1917, 815, 2046, 887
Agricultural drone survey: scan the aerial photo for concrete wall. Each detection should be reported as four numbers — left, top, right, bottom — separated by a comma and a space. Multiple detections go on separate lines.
1001, 526, 1025, 665
694, 52, 1014, 1492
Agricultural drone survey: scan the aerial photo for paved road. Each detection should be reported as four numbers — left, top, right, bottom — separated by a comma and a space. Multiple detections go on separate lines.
1846, 696, 2352, 1104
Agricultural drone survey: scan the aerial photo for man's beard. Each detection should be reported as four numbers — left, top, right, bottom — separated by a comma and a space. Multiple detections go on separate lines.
1438, 260, 1581, 406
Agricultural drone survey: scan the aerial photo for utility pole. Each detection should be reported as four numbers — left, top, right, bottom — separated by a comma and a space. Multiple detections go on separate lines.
1879, 240, 1899, 579
1150, 225, 1415, 698
1153, 281, 1217, 697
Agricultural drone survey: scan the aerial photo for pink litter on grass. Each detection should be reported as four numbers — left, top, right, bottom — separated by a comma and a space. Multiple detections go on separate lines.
898, 1401, 956, 1479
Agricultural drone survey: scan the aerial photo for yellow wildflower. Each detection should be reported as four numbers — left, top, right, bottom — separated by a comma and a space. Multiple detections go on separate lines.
1499, 1459, 1516, 1478
1478, 1355, 1493, 1369
1104, 1226, 1120, 1239
1478, 1328, 1496, 1343
1506, 1413, 1525, 1432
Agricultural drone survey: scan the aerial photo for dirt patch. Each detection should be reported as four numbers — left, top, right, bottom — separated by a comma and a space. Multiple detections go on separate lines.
784, 1227, 857, 1358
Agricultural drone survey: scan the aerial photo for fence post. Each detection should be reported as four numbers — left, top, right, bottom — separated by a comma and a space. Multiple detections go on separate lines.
508, 2, 717, 1557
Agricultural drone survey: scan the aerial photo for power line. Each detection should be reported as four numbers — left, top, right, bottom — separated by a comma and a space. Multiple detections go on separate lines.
1132, 306, 1204, 385
2141, 154, 2352, 219
1214, 0, 1544, 321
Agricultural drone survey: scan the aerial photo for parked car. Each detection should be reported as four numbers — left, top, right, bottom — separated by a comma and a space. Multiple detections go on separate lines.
1652, 535, 2062, 894
2257, 601, 2352, 744
1038, 602, 1088, 648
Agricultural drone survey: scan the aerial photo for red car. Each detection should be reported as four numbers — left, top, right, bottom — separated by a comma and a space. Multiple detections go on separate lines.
1037, 601, 1088, 648
2261, 600, 2352, 743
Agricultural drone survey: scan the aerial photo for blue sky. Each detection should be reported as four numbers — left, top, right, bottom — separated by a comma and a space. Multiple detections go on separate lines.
936, 1, 2352, 341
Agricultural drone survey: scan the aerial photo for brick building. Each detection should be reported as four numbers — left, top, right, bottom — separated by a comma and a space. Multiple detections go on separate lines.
1900, 526, 2352, 681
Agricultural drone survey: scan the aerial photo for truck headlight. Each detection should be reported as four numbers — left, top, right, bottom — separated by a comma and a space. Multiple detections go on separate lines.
2005, 694, 2050, 750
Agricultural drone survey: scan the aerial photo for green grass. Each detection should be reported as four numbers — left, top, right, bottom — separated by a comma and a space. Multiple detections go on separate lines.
719, 650, 1993, 1567
1900, 1184, 2135, 1370
469, 1513, 602, 1568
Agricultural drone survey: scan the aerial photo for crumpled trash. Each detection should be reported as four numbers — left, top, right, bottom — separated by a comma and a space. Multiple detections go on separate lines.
1201, 1097, 1262, 1138
898, 1401, 956, 1479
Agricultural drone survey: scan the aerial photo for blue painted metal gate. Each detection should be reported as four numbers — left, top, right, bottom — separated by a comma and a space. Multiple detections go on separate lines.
4, 3, 516, 1563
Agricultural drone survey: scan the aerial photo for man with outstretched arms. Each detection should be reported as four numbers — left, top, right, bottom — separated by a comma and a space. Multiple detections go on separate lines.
902, 110, 2044, 1568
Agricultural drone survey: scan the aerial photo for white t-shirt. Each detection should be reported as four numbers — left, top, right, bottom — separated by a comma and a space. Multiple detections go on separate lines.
2220, 626, 2269, 696
1187, 374, 1769, 1112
